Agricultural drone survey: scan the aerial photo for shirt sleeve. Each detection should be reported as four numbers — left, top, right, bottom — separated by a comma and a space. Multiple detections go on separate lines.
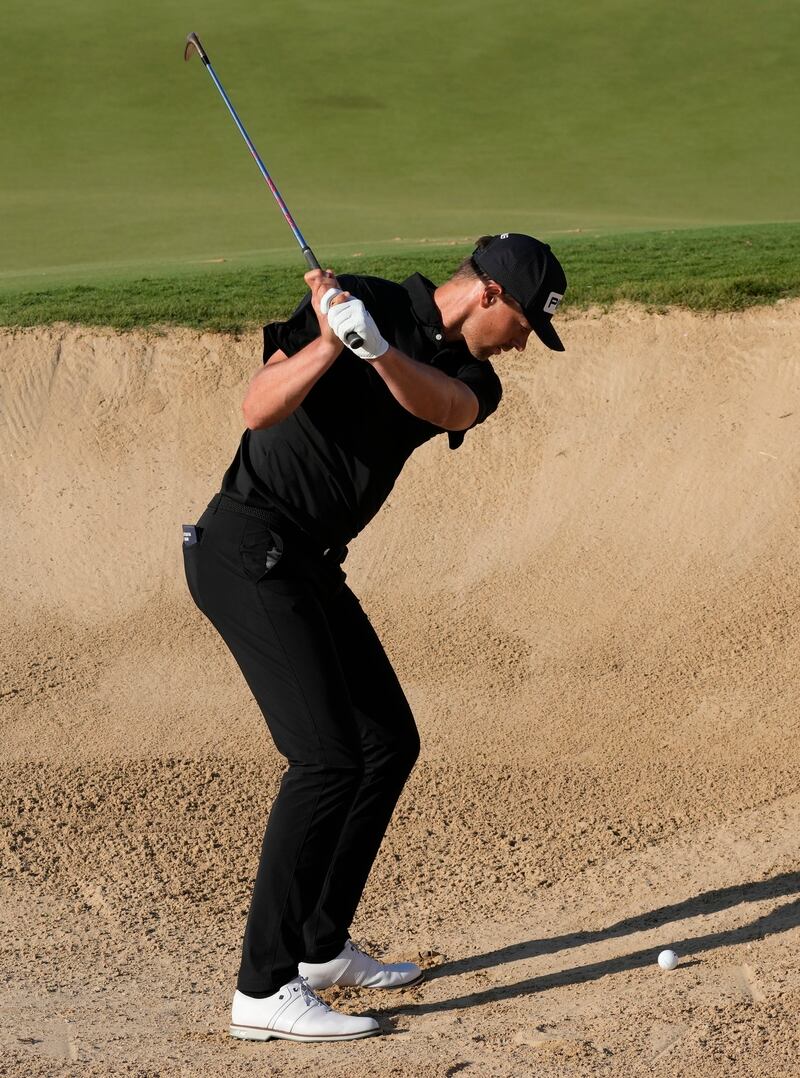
446, 358, 503, 450
262, 291, 319, 363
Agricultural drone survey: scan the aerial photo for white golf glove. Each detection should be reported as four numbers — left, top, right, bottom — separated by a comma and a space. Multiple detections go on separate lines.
320, 288, 389, 361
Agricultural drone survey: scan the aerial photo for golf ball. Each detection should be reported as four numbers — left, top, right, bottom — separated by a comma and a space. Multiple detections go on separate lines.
658, 949, 679, 971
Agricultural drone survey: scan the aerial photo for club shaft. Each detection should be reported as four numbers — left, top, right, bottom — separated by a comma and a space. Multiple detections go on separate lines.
187, 33, 364, 349
196, 46, 319, 269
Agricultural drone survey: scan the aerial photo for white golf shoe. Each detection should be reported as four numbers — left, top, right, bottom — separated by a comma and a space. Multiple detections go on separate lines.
298, 939, 424, 990
230, 975, 379, 1042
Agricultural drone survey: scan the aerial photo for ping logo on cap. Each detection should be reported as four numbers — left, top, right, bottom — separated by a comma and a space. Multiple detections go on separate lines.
543, 291, 563, 314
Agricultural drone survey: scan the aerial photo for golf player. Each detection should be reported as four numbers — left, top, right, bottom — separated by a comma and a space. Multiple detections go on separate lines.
182, 233, 567, 1043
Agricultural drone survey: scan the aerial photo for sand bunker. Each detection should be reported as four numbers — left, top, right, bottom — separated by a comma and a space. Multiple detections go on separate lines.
1, 303, 798, 1075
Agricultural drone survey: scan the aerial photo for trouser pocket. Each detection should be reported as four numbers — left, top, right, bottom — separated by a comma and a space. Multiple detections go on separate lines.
182, 516, 213, 609
238, 521, 285, 583
182, 543, 203, 610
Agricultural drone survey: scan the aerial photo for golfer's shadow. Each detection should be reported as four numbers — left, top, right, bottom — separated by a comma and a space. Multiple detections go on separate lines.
382, 871, 800, 1018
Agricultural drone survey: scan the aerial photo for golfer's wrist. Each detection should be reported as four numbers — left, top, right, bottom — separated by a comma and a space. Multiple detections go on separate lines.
368, 344, 398, 369
313, 334, 344, 363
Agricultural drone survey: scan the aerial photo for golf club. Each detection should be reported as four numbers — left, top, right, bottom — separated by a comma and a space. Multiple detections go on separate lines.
184, 31, 363, 349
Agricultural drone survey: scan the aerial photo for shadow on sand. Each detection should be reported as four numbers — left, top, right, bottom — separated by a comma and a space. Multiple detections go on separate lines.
382, 872, 800, 1018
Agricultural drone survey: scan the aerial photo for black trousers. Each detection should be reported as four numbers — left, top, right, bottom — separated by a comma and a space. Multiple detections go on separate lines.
182, 497, 419, 995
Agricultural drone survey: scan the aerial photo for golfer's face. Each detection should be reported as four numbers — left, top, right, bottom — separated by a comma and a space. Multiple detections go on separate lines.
469, 294, 533, 360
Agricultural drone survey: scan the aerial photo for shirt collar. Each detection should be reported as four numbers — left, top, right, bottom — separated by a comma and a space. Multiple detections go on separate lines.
402, 273, 447, 346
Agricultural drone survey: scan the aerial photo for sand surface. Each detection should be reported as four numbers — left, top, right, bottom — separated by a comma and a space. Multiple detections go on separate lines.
1, 304, 799, 1076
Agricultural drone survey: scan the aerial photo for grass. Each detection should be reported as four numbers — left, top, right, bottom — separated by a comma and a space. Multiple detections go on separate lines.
2, 1, 799, 277
0, 223, 798, 332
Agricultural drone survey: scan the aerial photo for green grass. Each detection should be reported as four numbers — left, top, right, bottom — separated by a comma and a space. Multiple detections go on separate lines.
1, 0, 799, 279
1, 223, 797, 331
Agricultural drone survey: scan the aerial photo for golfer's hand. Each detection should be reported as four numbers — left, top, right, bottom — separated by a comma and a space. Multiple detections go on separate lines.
325, 295, 389, 361
305, 269, 349, 349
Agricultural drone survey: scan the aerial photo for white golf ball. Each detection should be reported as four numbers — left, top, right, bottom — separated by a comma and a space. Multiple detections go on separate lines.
658, 949, 679, 971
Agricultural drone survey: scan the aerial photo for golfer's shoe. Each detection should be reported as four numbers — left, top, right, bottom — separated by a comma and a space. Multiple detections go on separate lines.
298, 939, 424, 990
230, 975, 379, 1043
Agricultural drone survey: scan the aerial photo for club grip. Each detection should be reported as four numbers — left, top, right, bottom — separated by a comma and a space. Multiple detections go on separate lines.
302, 248, 321, 271
310, 256, 364, 349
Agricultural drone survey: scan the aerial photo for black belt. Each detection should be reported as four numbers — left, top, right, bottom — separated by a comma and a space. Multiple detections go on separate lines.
207, 494, 347, 563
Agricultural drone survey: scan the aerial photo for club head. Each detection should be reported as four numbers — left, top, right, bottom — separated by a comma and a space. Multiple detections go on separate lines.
184, 32, 207, 63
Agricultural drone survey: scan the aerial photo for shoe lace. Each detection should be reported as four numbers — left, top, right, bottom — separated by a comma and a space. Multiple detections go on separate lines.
297, 975, 331, 1011
347, 940, 381, 974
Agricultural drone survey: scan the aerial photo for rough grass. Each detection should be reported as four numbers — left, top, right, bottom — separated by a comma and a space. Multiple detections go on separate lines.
1, 223, 798, 332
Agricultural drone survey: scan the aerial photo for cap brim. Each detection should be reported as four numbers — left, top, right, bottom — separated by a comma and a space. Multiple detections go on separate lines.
532, 317, 565, 352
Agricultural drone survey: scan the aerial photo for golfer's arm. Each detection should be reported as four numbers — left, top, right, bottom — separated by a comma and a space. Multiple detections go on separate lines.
370, 346, 479, 430
242, 338, 341, 430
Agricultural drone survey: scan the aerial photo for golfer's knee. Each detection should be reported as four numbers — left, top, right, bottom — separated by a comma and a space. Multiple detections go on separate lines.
284, 756, 364, 788
368, 730, 420, 781
403, 728, 421, 772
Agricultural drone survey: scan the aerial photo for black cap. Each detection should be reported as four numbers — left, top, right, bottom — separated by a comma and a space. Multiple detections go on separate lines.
472, 233, 567, 352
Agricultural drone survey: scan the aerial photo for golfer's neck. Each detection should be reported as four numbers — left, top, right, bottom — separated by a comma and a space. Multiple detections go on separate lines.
433, 280, 473, 344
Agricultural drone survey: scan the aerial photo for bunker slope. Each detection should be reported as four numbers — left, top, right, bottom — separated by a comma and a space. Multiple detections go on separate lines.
1, 304, 798, 1076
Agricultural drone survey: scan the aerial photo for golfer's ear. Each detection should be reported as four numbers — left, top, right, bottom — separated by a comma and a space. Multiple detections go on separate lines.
481, 281, 503, 307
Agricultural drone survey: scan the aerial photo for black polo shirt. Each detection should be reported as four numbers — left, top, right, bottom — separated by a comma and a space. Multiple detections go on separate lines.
218, 272, 502, 548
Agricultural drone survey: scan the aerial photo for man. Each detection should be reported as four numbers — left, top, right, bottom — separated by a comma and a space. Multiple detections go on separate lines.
182, 233, 567, 1043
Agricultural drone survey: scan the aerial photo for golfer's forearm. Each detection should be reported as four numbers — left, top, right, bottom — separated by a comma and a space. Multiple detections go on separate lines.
243, 338, 341, 429
370, 347, 479, 430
